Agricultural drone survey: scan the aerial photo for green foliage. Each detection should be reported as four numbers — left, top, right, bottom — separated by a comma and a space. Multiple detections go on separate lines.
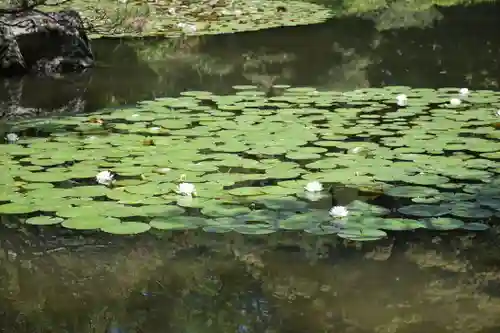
1, 85, 498, 239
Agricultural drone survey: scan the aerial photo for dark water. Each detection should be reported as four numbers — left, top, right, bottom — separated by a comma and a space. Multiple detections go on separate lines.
1, 3, 500, 333
1, 3, 499, 119
1, 223, 500, 333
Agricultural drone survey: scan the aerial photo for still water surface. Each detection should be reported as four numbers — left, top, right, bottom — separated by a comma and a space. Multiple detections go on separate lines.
0, 3, 500, 333
0, 2, 499, 119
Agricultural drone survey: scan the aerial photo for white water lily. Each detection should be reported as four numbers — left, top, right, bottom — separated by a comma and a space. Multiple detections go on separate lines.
177, 22, 197, 33
496, 110, 500, 116
350, 146, 364, 154
329, 205, 349, 218
459, 88, 469, 97
304, 191, 323, 202
96, 170, 114, 186
178, 182, 196, 196
450, 98, 461, 106
156, 167, 171, 174
396, 94, 408, 107
5, 133, 19, 143
304, 181, 323, 192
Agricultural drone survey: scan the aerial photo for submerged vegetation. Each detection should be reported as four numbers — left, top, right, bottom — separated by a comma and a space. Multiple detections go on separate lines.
1, 85, 499, 240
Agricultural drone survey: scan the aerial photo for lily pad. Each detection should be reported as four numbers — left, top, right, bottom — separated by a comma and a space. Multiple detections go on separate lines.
398, 204, 451, 217
62, 216, 121, 230
337, 228, 387, 241
101, 222, 151, 234
25, 216, 64, 225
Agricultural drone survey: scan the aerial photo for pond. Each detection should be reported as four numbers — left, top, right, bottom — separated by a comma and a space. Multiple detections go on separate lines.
0, 2, 500, 333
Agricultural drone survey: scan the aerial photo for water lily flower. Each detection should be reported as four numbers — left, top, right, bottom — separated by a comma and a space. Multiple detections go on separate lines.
178, 182, 196, 196
5, 133, 19, 143
450, 98, 461, 106
350, 146, 364, 154
396, 94, 407, 107
156, 167, 171, 174
177, 22, 197, 33
96, 170, 114, 186
304, 181, 323, 192
459, 88, 469, 97
329, 205, 349, 218
495, 110, 500, 116
304, 191, 323, 202
168, 7, 176, 15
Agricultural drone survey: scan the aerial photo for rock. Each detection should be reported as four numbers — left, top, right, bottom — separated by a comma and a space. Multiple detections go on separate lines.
0, 8, 94, 76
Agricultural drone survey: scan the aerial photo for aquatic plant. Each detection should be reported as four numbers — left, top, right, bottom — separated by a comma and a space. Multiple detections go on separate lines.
0, 85, 498, 240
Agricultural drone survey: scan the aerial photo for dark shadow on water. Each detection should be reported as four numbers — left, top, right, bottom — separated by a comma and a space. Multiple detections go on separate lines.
1, 2, 499, 119
0, 196, 500, 333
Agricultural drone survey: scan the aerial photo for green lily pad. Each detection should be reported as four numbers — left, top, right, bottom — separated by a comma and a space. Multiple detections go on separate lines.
201, 204, 251, 217
462, 222, 490, 231
0, 202, 38, 214
202, 225, 233, 233
101, 222, 152, 234
304, 225, 342, 235
227, 187, 265, 196
375, 218, 426, 230
150, 216, 205, 230
385, 186, 440, 198
398, 204, 451, 217
337, 228, 387, 241
25, 216, 64, 225
425, 217, 465, 230
232, 224, 276, 235
62, 216, 121, 230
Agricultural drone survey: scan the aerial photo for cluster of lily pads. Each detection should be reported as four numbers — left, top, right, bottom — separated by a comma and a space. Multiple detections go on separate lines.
1, 85, 499, 240
45, 0, 333, 38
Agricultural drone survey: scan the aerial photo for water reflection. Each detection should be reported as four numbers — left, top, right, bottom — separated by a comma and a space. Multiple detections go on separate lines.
0, 3, 499, 119
1, 225, 500, 333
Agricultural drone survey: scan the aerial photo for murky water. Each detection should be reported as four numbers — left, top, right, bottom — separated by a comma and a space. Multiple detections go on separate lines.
1, 3, 500, 333
1, 225, 499, 333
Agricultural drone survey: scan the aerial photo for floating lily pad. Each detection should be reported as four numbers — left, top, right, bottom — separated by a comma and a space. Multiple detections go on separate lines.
62, 216, 121, 230
462, 222, 490, 231
398, 204, 451, 217
450, 203, 493, 219
304, 225, 342, 235
201, 203, 251, 217
228, 187, 265, 196
202, 225, 233, 233
101, 222, 152, 235
337, 228, 387, 241
0, 202, 38, 214
375, 218, 426, 230
150, 216, 204, 230
425, 217, 465, 230
385, 186, 440, 198
232, 224, 276, 235
25, 216, 64, 225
